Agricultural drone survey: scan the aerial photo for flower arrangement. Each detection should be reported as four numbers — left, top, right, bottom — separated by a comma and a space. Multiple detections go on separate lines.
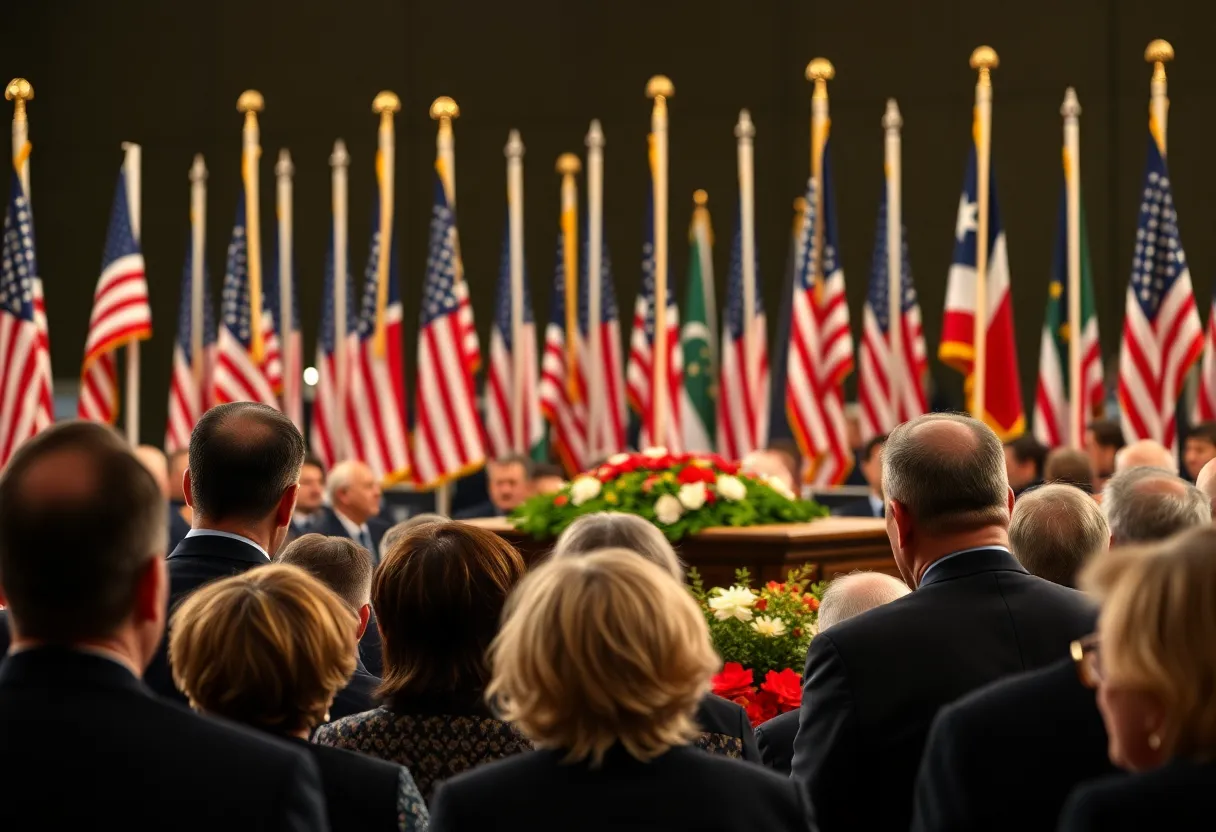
511, 448, 827, 542
690, 566, 825, 726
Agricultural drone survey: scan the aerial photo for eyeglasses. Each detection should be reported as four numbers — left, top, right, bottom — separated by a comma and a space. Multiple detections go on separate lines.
1071, 633, 1103, 689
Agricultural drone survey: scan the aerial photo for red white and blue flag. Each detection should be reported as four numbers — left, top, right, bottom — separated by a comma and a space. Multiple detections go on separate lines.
486, 217, 542, 459
166, 233, 216, 453
310, 234, 357, 470
541, 227, 589, 474
717, 205, 769, 459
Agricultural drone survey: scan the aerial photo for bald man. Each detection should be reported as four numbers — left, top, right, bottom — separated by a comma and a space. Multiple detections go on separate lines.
1113, 438, 1177, 475
310, 460, 390, 562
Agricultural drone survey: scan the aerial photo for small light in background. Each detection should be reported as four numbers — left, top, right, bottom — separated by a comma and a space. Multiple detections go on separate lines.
303, 366, 320, 387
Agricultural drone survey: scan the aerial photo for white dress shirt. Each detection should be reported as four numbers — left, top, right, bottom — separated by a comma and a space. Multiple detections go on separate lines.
183, 528, 270, 562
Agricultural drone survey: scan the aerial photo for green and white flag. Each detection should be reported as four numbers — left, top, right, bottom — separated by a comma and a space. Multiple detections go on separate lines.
681, 193, 717, 451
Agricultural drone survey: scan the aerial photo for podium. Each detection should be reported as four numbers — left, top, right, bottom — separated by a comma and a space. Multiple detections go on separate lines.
463, 516, 896, 586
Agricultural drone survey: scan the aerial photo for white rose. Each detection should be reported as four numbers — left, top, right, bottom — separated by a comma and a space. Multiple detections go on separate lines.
763, 474, 797, 501
715, 474, 747, 502
569, 476, 603, 506
641, 446, 669, 458
654, 494, 684, 525
708, 585, 758, 622
677, 481, 708, 511
607, 452, 632, 466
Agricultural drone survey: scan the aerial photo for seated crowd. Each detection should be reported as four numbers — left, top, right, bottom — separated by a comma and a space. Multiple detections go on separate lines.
1, 402, 1214, 830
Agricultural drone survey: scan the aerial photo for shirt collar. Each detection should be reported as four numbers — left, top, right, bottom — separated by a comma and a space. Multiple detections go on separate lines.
184, 528, 270, 561
919, 545, 1012, 587
333, 509, 369, 541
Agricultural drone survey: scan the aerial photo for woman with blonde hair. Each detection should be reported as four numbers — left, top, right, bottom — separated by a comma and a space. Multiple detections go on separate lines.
1061, 525, 1216, 829
427, 549, 810, 832
170, 564, 428, 832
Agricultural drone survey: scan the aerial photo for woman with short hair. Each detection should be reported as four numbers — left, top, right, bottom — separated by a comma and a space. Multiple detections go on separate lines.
169, 564, 427, 832
427, 549, 811, 832
1061, 525, 1216, 829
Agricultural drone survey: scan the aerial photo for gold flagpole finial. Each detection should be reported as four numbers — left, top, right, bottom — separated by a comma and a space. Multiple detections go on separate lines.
693, 189, 708, 206
5, 78, 32, 121
970, 46, 999, 86
237, 89, 264, 126
374, 90, 401, 118
429, 96, 459, 121
1145, 39, 1174, 82
806, 58, 834, 98
646, 75, 674, 101
556, 153, 582, 176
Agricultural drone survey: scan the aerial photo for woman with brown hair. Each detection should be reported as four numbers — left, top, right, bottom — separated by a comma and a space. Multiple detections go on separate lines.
427, 549, 811, 832
1061, 525, 1216, 829
314, 521, 531, 802
169, 564, 428, 832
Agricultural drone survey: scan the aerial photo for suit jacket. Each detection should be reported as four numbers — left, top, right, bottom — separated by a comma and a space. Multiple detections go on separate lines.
358, 610, 384, 678
911, 657, 1117, 832
833, 497, 883, 518
695, 694, 761, 762
309, 507, 391, 563
145, 532, 271, 701
330, 656, 380, 722
754, 709, 799, 775
428, 745, 814, 832
0, 647, 328, 831
288, 737, 427, 831
452, 500, 502, 520
791, 547, 1096, 832
1059, 760, 1216, 831
168, 501, 192, 553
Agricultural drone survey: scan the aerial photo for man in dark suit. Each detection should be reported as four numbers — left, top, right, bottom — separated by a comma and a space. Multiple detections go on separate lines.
791, 413, 1096, 832
0, 421, 327, 831
145, 402, 305, 701
309, 460, 391, 563
287, 455, 327, 545
1005, 433, 1048, 497
834, 435, 886, 518
454, 454, 532, 519
277, 533, 380, 720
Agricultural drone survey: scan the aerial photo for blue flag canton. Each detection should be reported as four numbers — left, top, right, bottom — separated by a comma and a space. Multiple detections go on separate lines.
422, 174, 461, 327
1131, 137, 1185, 318
222, 197, 262, 348
549, 230, 568, 329
102, 172, 141, 271
176, 238, 216, 362
1048, 186, 1073, 328
358, 197, 402, 340
579, 234, 618, 336
0, 176, 37, 321
950, 145, 1004, 269
493, 215, 535, 352
318, 234, 358, 353
725, 204, 764, 340
639, 192, 675, 342
867, 188, 918, 336
793, 143, 843, 293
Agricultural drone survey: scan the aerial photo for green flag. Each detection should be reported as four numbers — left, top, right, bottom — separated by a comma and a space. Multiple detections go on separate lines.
681, 195, 716, 451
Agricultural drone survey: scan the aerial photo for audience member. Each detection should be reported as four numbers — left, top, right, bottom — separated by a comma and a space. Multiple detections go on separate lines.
1183, 420, 1216, 482
1114, 438, 1176, 474
792, 413, 1095, 831
314, 522, 531, 802
834, 435, 885, 517
912, 465, 1207, 832
1004, 434, 1048, 496
1010, 484, 1108, 588
0, 421, 326, 831
1060, 527, 1216, 829
167, 447, 192, 550
145, 402, 305, 701
1045, 447, 1094, 493
379, 513, 448, 558
1085, 418, 1125, 492
311, 460, 389, 562
1196, 458, 1216, 517
171, 564, 427, 832
552, 513, 757, 761
136, 444, 190, 552
754, 571, 908, 775
277, 534, 381, 721
740, 448, 798, 494
427, 550, 812, 832
454, 455, 532, 518
530, 462, 566, 496
293, 455, 327, 536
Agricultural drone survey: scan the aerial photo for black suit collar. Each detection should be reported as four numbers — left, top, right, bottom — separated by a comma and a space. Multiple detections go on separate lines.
919, 547, 1026, 589
0, 645, 146, 695
167, 531, 269, 565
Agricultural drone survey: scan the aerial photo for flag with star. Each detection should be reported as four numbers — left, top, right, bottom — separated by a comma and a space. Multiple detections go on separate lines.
680, 195, 716, 452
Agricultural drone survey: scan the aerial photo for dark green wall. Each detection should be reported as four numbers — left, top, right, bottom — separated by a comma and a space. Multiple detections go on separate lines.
3, 0, 1215, 442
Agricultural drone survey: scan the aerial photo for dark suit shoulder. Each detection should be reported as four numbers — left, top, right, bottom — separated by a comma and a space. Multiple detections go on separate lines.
329, 667, 380, 722
1060, 762, 1216, 831
754, 710, 800, 775
694, 694, 759, 761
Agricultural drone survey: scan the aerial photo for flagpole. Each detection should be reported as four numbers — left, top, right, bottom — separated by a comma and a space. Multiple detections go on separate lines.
276, 148, 299, 430
430, 97, 465, 284
6, 79, 32, 196
1146, 40, 1173, 153
647, 75, 674, 448
807, 58, 833, 333
330, 139, 350, 461
373, 92, 399, 358
883, 99, 903, 424
557, 153, 582, 404
505, 129, 527, 454
970, 47, 998, 423
189, 154, 207, 393
237, 91, 265, 363
122, 142, 142, 444
585, 120, 605, 460
1062, 88, 1083, 449
736, 109, 758, 416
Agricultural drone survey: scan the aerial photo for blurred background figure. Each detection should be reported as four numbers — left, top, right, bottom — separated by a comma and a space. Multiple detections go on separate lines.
835, 435, 885, 518
167, 448, 192, 551
1003, 434, 1048, 497
1195, 459, 1216, 518
293, 456, 327, 536
741, 448, 797, 494
134, 444, 188, 551
529, 463, 566, 497
312, 461, 389, 562
1044, 448, 1095, 493
379, 513, 449, 557
1115, 439, 1177, 475
454, 455, 532, 519
1010, 484, 1108, 588
1085, 419, 1125, 492
1182, 421, 1216, 482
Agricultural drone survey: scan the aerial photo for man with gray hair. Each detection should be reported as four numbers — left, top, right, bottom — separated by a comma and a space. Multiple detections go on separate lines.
1010, 484, 1109, 588
1102, 465, 1209, 544
1113, 438, 1177, 474
309, 459, 390, 560
792, 413, 1094, 832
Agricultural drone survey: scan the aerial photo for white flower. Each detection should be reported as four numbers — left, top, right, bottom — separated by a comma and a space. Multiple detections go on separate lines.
709, 585, 758, 622
607, 452, 632, 466
750, 615, 788, 637
569, 476, 603, 506
654, 494, 684, 525
641, 446, 669, 458
716, 474, 747, 502
763, 474, 797, 501
677, 481, 708, 511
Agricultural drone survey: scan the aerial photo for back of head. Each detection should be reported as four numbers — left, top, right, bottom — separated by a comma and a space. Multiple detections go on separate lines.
276, 533, 373, 610
1196, 458, 1216, 516
1010, 484, 1108, 587
1006, 434, 1048, 476
488, 548, 719, 765
134, 445, 170, 498
380, 513, 449, 557
0, 421, 166, 643
1102, 467, 1209, 545
551, 512, 683, 581
1114, 439, 1177, 475
188, 402, 305, 523
1088, 418, 1126, 451
883, 413, 1009, 533
818, 571, 910, 631
375, 521, 527, 701
169, 564, 357, 735
1044, 448, 1094, 493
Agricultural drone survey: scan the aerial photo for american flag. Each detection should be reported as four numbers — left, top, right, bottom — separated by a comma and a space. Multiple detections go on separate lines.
346, 192, 412, 483
310, 235, 357, 470
436, 159, 481, 375
486, 218, 542, 458
78, 168, 152, 424
859, 186, 927, 442
580, 233, 627, 462
541, 230, 589, 474
165, 233, 216, 454
785, 143, 855, 486
1196, 297, 1216, 422
0, 173, 52, 466
1118, 131, 1203, 449
212, 196, 282, 408
412, 174, 486, 487
717, 205, 769, 460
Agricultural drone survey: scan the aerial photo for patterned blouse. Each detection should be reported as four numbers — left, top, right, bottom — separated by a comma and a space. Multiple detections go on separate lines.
315, 703, 532, 804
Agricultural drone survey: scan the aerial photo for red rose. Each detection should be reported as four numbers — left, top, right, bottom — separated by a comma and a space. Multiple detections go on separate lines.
596, 466, 616, 482
553, 494, 569, 507
754, 598, 768, 612
711, 662, 755, 700
676, 465, 703, 485
804, 595, 820, 612
742, 689, 779, 727
760, 668, 803, 711
705, 490, 717, 504
642, 476, 659, 493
